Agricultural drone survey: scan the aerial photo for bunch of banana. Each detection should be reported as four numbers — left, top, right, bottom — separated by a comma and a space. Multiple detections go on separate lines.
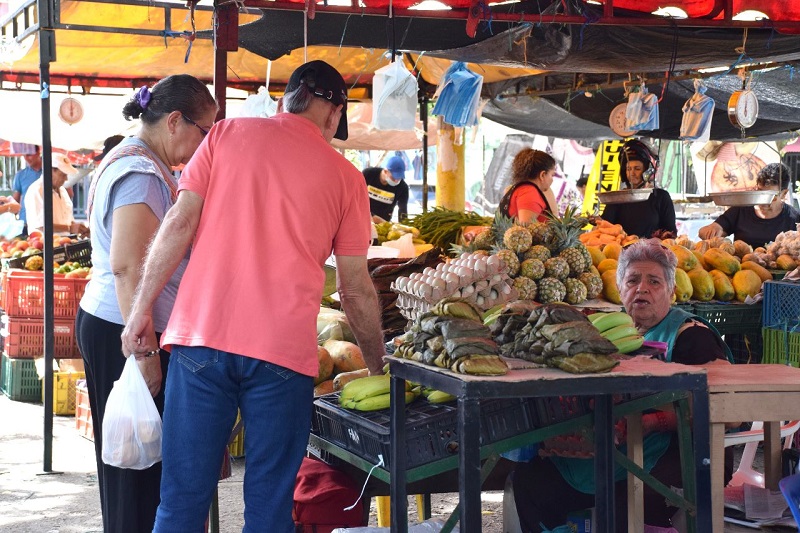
338, 375, 417, 411
587, 311, 644, 354
421, 387, 457, 404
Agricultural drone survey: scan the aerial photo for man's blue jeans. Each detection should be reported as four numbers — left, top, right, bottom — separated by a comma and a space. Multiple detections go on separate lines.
153, 345, 314, 533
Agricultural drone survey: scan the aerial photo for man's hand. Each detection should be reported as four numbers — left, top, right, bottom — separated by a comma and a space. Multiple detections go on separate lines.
136, 355, 163, 397
121, 312, 156, 358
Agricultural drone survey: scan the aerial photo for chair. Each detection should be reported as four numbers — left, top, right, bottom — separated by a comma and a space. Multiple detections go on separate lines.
778, 473, 800, 524
724, 420, 800, 488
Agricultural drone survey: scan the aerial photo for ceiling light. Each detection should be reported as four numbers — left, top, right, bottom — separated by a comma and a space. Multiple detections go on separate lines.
733, 10, 769, 21
409, 0, 452, 10
652, 6, 688, 18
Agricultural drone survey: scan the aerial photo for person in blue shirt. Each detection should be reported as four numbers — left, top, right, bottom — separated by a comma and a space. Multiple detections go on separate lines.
11, 146, 43, 234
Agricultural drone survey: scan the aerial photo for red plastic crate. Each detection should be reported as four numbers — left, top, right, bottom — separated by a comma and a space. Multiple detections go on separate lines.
2, 317, 81, 358
1, 270, 89, 319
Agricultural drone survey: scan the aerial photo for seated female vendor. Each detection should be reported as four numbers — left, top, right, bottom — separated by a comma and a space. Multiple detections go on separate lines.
512, 239, 733, 532
698, 162, 800, 249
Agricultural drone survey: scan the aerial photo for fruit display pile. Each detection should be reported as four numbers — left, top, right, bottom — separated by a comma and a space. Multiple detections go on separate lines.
373, 221, 434, 256
0, 231, 77, 260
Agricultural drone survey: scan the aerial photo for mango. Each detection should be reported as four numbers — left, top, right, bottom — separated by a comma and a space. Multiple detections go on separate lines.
673, 268, 693, 302
587, 246, 605, 267
669, 245, 697, 271
603, 242, 622, 261
703, 248, 740, 276
601, 269, 621, 304
597, 258, 618, 274
776, 254, 797, 271
687, 268, 714, 301
708, 269, 735, 301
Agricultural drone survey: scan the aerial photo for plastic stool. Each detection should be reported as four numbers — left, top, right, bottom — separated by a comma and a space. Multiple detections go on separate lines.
502, 473, 523, 533
375, 494, 428, 526
725, 420, 800, 488
778, 473, 800, 524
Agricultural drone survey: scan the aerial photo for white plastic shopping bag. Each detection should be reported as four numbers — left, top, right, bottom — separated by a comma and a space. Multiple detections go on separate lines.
102, 356, 163, 469
372, 61, 418, 131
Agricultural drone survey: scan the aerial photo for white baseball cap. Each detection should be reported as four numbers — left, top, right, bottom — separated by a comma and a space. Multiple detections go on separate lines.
52, 153, 78, 175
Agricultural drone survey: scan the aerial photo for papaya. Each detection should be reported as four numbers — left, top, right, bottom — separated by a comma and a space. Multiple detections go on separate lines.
669, 245, 697, 271
733, 240, 753, 258
703, 248, 740, 276
732, 269, 762, 302
673, 268, 693, 302
741, 261, 772, 282
708, 269, 735, 302
691, 250, 707, 270
332, 368, 370, 391
314, 379, 335, 396
776, 254, 797, 271
323, 340, 367, 373
587, 246, 605, 267
597, 258, 618, 274
601, 269, 621, 304
315, 345, 335, 385
687, 268, 714, 301
741, 253, 756, 264
603, 242, 622, 261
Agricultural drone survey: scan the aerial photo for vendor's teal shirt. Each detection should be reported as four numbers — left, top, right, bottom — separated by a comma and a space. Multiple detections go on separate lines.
644, 307, 733, 363
550, 307, 731, 494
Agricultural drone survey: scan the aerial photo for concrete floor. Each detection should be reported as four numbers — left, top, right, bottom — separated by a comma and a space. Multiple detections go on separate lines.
0, 394, 794, 532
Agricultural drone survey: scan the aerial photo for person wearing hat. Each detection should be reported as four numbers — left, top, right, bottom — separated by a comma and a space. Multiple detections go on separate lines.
24, 153, 88, 235
120, 60, 386, 531
94, 134, 125, 164
598, 139, 677, 238
11, 144, 43, 234
363, 154, 410, 222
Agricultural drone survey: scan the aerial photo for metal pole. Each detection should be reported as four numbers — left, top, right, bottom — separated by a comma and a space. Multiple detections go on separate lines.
38, 0, 56, 473
420, 96, 428, 212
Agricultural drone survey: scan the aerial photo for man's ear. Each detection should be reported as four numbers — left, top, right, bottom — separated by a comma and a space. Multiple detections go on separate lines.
327, 104, 343, 132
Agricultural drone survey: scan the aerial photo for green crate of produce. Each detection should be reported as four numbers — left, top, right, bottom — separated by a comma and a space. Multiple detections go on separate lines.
1, 353, 42, 402
761, 327, 800, 367
690, 302, 762, 336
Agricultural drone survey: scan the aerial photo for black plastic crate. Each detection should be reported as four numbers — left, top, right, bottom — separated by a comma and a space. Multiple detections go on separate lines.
532, 395, 591, 426
312, 393, 537, 469
691, 302, 762, 337
724, 332, 763, 364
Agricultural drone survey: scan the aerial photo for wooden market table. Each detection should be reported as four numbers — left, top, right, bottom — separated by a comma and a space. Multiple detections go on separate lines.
386, 356, 713, 533
706, 363, 800, 532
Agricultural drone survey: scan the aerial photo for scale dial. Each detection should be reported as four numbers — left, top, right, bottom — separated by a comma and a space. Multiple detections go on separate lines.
609, 103, 637, 138
58, 97, 84, 125
728, 89, 758, 129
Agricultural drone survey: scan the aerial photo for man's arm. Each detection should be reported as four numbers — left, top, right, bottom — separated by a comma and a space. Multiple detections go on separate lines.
120, 190, 204, 356
335, 254, 386, 375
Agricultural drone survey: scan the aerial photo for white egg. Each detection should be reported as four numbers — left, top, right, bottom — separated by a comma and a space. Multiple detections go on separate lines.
423, 267, 435, 277
431, 278, 446, 290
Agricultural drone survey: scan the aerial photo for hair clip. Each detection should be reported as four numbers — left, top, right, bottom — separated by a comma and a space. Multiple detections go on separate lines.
135, 85, 152, 110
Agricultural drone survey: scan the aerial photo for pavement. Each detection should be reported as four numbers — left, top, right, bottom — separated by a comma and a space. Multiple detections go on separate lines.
0, 393, 781, 532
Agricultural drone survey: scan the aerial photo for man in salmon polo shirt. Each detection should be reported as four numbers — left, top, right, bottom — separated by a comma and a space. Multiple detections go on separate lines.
121, 60, 386, 532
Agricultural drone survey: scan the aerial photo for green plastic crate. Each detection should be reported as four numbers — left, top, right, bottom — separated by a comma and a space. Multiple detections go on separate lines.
761, 327, 800, 367
690, 302, 762, 336
1, 353, 42, 402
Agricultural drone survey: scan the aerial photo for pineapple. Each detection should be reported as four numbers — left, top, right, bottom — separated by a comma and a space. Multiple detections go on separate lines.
494, 249, 521, 277
472, 228, 495, 250
564, 278, 588, 305
559, 247, 587, 277
503, 225, 533, 253
544, 257, 570, 281
491, 212, 518, 246
578, 272, 603, 299
529, 221, 554, 249
536, 277, 566, 304
577, 244, 593, 271
519, 259, 545, 280
512, 277, 538, 300
523, 244, 551, 262
547, 206, 590, 255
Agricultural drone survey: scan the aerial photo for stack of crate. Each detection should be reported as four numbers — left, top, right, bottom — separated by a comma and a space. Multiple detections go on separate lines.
1, 270, 88, 410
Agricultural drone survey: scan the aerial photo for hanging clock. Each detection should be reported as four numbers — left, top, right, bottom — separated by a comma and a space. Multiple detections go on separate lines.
58, 97, 84, 125
609, 103, 637, 138
728, 89, 759, 129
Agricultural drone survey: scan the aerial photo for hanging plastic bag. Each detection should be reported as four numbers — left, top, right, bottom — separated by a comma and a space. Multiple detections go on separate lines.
431, 62, 483, 128
239, 86, 278, 118
0, 212, 24, 239
102, 356, 163, 469
372, 61, 418, 131
680, 79, 715, 142
626, 86, 659, 131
